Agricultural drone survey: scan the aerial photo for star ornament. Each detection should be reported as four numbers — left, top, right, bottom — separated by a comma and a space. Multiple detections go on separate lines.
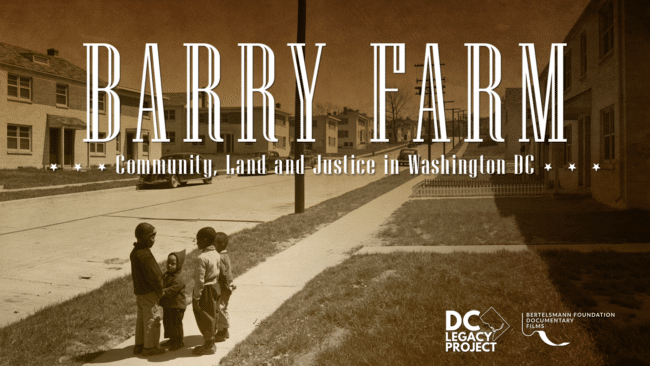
98, 164, 106, 171
544, 164, 552, 171
568, 163, 577, 171
593, 163, 601, 171
74, 164, 82, 172
49, 164, 58, 172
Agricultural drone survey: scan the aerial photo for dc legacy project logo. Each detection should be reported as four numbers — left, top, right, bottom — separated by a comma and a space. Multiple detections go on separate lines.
445, 308, 510, 352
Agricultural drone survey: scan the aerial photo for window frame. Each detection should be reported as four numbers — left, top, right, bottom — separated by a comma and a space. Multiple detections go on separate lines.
7, 74, 32, 101
7, 124, 32, 153
89, 132, 107, 156
56, 83, 69, 107
600, 105, 616, 163
599, 1, 615, 59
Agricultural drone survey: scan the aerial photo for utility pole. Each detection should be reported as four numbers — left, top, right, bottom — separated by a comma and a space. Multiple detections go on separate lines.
294, 0, 306, 214
446, 107, 460, 149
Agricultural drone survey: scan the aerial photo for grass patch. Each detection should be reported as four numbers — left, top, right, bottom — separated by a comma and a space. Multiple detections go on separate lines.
0, 168, 133, 189
0, 171, 417, 366
539, 250, 650, 366
219, 251, 605, 366
0, 179, 138, 202
377, 197, 650, 245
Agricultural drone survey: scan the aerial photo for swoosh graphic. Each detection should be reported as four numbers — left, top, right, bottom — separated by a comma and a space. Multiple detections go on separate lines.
521, 314, 570, 347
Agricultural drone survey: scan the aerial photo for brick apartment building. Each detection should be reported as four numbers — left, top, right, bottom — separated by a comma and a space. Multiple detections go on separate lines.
1, 42, 161, 169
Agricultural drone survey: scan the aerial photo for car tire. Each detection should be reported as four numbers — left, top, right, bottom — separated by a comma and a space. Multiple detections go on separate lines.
168, 174, 180, 188
265, 164, 270, 174
203, 178, 213, 184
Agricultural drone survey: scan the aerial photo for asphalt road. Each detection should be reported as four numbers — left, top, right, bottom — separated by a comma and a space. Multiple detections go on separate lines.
0, 146, 434, 327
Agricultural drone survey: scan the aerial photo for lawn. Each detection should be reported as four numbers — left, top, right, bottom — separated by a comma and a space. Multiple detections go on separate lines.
0, 167, 133, 189
219, 251, 613, 366
0, 169, 418, 366
376, 197, 650, 245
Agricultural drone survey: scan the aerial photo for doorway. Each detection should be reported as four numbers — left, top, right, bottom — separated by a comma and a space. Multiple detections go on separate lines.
64, 130, 74, 166
126, 132, 136, 160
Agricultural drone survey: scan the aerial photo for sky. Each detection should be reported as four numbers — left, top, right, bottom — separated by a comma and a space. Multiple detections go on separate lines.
1, 0, 591, 118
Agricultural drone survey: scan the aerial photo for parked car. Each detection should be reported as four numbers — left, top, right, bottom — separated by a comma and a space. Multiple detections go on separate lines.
286, 149, 315, 168
397, 148, 419, 166
138, 153, 214, 188
245, 150, 283, 174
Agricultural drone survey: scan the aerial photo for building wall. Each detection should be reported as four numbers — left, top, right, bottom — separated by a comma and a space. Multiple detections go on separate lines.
1, 66, 161, 169
311, 115, 338, 154
622, 0, 650, 209
162, 106, 291, 157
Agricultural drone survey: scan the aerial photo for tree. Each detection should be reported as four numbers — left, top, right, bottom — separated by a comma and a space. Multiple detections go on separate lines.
386, 86, 412, 142
313, 102, 340, 116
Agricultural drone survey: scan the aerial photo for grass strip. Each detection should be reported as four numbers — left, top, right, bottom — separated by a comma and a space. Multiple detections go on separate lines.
219, 251, 607, 366
0, 179, 138, 202
377, 197, 650, 245
0, 168, 134, 189
0, 171, 417, 366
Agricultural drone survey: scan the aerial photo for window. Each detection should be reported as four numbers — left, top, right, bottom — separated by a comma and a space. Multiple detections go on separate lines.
89, 132, 106, 155
90, 92, 106, 112
7, 125, 31, 152
116, 132, 121, 152
563, 125, 572, 165
56, 84, 68, 106
143, 101, 151, 119
580, 32, 587, 76
8, 74, 31, 100
601, 105, 615, 161
338, 130, 348, 138
564, 50, 572, 91
168, 131, 176, 143
339, 118, 348, 125
600, 1, 614, 57
143, 133, 150, 155
192, 135, 205, 146
164, 109, 175, 121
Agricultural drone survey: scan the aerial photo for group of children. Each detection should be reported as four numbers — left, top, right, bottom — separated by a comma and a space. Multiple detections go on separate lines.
130, 223, 236, 357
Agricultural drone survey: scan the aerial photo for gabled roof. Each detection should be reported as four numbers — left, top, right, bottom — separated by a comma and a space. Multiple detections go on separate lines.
0, 42, 86, 82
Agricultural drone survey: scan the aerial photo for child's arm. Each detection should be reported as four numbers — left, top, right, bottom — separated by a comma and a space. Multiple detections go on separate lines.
142, 253, 163, 298
161, 277, 183, 302
193, 256, 206, 301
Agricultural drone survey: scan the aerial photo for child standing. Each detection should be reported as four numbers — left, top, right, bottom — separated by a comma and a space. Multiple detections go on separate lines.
130, 223, 165, 357
191, 227, 221, 356
214, 232, 235, 342
159, 249, 187, 351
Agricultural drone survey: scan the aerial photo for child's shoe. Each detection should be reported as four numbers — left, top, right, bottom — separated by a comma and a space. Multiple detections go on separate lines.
192, 340, 216, 355
133, 344, 144, 355
160, 339, 174, 348
214, 329, 229, 342
169, 340, 185, 351
142, 346, 166, 357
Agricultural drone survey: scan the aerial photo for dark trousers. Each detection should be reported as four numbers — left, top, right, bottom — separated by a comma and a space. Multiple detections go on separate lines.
162, 307, 185, 341
193, 285, 219, 342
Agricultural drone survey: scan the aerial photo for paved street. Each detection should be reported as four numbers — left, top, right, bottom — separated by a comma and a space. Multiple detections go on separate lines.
0, 146, 435, 326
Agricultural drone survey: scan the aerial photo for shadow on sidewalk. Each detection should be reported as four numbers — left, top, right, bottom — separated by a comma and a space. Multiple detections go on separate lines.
82, 335, 204, 364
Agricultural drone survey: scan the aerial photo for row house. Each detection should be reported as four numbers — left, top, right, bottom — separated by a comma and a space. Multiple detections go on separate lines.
337, 107, 372, 149
0, 42, 160, 169
505, 0, 650, 209
162, 92, 291, 156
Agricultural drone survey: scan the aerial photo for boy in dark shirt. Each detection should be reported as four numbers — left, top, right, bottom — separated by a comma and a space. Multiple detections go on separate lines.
159, 249, 187, 351
130, 223, 165, 357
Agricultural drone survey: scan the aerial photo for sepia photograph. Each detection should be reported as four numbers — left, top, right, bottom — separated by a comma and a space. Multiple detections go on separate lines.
1, 0, 649, 365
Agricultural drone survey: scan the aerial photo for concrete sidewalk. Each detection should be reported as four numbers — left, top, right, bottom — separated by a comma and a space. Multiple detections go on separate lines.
86, 174, 424, 365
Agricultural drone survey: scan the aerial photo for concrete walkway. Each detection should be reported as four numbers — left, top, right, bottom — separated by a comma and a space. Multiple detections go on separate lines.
86, 172, 425, 365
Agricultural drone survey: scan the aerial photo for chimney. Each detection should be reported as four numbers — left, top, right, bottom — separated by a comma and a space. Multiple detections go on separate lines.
344, 107, 347, 112
327, 112, 331, 116
276, 103, 281, 109
47, 48, 59, 57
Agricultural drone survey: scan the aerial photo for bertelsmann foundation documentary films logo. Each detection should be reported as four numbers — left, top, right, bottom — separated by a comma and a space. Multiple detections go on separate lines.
445, 307, 509, 352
